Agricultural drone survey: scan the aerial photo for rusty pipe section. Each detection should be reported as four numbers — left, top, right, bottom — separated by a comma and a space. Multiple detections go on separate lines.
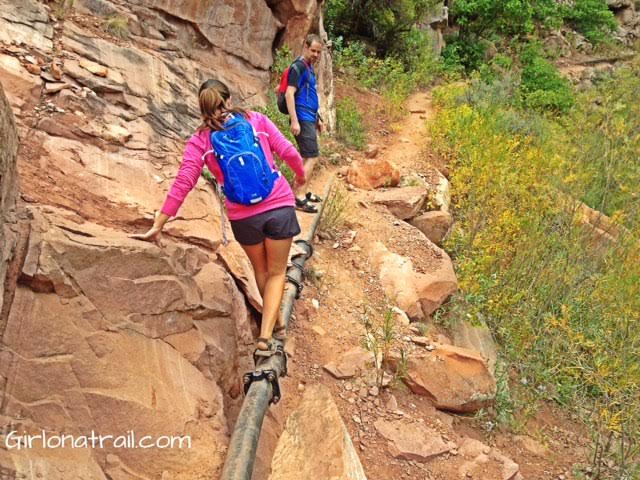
220, 178, 333, 480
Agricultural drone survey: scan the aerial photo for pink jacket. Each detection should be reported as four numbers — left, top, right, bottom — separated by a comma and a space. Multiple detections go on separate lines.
161, 111, 305, 221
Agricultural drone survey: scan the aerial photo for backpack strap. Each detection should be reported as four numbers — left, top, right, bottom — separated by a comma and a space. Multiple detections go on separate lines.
201, 145, 229, 246
291, 57, 311, 91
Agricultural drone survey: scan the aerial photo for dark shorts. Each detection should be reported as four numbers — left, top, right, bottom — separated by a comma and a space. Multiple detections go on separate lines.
295, 120, 319, 158
230, 206, 301, 246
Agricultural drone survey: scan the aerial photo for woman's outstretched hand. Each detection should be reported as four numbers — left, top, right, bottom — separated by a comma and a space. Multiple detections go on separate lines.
130, 226, 163, 244
295, 174, 306, 188
130, 211, 169, 245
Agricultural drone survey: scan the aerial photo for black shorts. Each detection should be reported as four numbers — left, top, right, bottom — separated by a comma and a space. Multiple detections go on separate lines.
230, 206, 301, 246
295, 120, 319, 158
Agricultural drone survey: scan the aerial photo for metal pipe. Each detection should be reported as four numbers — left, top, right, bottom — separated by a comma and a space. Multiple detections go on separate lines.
220, 178, 334, 480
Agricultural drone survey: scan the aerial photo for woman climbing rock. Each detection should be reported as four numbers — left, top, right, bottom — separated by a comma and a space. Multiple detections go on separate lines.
131, 79, 306, 355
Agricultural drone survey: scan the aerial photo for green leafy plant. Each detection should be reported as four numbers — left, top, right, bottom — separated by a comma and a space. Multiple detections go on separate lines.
562, 0, 617, 44
318, 183, 350, 236
362, 308, 398, 388
336, 97, 366, 150
519, 45, 574, 113
104, 15, 129, 39
430, 62, 640, 474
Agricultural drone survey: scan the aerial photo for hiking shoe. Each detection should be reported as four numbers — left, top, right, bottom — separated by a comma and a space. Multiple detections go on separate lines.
305, 192, 322, 203
295, 197, 318, 213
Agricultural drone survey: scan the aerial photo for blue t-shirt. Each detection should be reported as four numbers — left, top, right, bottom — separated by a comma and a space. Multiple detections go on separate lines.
287, 58, 319, 123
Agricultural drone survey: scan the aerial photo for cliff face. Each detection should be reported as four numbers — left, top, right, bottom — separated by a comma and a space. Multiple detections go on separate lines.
0, 80, 18, 321
0, 1, 327, 478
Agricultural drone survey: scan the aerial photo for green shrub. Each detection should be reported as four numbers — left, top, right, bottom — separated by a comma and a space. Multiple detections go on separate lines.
431, 71, 640, 475
333, 37, 439, 117
442, 36, 487, 74
104, 15, 129, 39
562, 60, 640, 227
562, 0, 617, 44
336, 98, 366, 150
519, 47, 574, 113
325, 0, 442, 57
270, 45, 293, 87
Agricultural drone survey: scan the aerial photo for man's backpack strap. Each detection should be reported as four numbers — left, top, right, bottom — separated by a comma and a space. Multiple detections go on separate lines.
291, 57, 310, 90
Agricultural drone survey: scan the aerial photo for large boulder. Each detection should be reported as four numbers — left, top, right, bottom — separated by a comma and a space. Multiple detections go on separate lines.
323, 347, 372, 379
450, 319, 498, 373
373, 186, 428, 220
405, 344, 496, 413
269, 384, 367, 480
347, 158, 401, 190
370, 241, 457, 321
374, 419, 455, 462
1, 208, 254, 479
409, 210, 452, 245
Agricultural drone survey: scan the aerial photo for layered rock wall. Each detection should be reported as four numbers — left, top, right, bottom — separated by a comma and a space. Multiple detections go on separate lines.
0, 0, 328, 477
0, 80, 18, 322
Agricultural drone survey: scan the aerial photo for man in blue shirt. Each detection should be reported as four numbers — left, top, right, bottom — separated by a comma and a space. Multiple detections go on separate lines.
284, 34, 324, 213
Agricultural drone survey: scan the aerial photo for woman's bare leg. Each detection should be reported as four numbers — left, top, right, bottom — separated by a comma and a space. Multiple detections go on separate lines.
239, 241, 270, 349
240, 242, 268, 295
260, 237, 293, 342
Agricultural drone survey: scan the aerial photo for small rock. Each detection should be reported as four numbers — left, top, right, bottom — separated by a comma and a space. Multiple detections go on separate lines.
352, 415, 362, 424
79, 58, 108, 77
347, 245, 362, 252
392, 307, 410, 326
346, 183, 356, 191
298, 383, 305, 392
358, 387, 368, 398
343, 230, 357, 245
410, 336, 430, 346
311, 299, 320, 309
50, 61, 62, 80
364, 144, 379, 158
45, 82, 69, 94
369, 386, 379, 397
386, 394, 398, 411
332, 242, 340, 249
311, 325, 326, 336
24, 63, 41, 75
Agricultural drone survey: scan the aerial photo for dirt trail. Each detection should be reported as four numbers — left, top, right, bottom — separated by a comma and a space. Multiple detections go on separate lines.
258, 91, 590, 480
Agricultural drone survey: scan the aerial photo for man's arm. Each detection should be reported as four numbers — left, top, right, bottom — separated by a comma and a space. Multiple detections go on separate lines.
285, 85, 300, 136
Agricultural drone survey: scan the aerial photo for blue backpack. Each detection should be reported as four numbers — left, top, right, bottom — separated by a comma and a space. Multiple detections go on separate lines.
208, 114, 280, 205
